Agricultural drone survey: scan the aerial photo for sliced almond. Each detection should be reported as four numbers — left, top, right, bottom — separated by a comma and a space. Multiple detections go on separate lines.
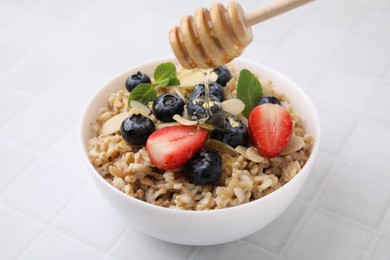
101, 111, 132, 135
280, 134, 304, 155
172, 114, 198, 125
129, 107, 149, 117
178, 69, 218, 87
246, 146, 267, 163
198, 123, 215, 131
205, 139, 239, 157
156, 122, 181, 129
176, 67, 193, 78
221, 98, 245, 115
129, 100, 150, 114
174, 87, 186, 102
238, 115, 248, 126
235, 145, 248, 158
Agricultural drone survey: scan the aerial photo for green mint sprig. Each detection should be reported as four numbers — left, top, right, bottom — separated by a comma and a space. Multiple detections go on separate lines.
237, 69, 263, 117
128, 62, 180, 106
153, 62, 180, 87
128, 83, 157, 105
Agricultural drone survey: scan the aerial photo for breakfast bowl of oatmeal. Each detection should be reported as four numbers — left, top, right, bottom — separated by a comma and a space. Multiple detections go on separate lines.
80, 58, 320, 245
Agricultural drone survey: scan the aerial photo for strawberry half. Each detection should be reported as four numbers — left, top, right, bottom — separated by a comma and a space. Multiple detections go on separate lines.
146, 125, 208, 170
248, 103, 293, 158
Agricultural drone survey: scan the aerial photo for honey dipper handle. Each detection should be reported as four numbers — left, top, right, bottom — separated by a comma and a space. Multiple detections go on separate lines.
244, 0, 312, 26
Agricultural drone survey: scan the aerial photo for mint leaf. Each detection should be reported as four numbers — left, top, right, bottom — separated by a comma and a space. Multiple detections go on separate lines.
128, 83, 156, 106
168, 77, 180, 86
237, 69, 263, 117
153, 62, 180, 87
156, 78, 170, 87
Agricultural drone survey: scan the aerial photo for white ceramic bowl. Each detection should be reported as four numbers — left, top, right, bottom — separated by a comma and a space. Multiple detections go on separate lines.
80, 59, 320, 246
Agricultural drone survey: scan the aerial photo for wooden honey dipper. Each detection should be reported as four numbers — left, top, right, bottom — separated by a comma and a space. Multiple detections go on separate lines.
169, 0, 312, 69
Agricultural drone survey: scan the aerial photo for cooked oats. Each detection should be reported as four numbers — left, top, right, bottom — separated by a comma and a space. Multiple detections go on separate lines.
87, 64, 314, 210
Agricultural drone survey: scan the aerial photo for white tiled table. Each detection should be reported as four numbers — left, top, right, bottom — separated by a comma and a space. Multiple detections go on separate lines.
1, 0, 390, 259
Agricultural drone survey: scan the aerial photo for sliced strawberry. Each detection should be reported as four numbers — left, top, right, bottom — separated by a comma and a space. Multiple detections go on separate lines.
248, 103, 293, 158
146, 125, 208, 170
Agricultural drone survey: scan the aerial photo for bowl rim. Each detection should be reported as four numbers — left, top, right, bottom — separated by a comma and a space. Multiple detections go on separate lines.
79, 57, 321, 215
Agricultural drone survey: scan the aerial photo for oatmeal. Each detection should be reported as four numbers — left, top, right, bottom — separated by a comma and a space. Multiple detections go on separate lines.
87, 62, 314, 210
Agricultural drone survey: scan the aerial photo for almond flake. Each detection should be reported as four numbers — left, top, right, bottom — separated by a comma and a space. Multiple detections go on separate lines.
178, 69, 218, 87
129, 107, 149, 117
129, 100, 150, 114
221, 98, 245, 115
176, 67, 192, 78
156, 122, 181, 129
235, 145, 248, 158
174, 87, 186, 102
246, 146, 267, 163
101, 111, 132, 135
198, 123, 215, 131
237, 115, 248, 126
172, 114, 198, 125
206, 139, 239, 157
280, 134, 304, 155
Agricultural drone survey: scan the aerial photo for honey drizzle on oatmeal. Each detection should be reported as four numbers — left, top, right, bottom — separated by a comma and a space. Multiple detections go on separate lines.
199, 69, 214, 124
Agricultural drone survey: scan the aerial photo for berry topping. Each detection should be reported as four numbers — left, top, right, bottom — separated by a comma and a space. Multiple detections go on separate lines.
146, 125, 208, 170
152, 94, 184, 122
192, 82, 224, 101
213, 66, 232, 87
187, 94, 221, 120
258, 96, 282, 106
184, 150, 222, 185
211, 115, 249, 148
120, 114, 155, 145
125, 71, 151, 92
248, 103, 293, 158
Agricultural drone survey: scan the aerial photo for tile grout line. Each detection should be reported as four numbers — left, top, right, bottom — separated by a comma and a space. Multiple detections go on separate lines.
282, 194, 390, 259
277, 204, 314, 259
240, 198, 312, 257
309, 202, 387, 237
15, 183, 92, 259
243, 237, 289, 258
276, 203, 369, 259
272, 147, 348, 256
284, 141, 390, 255
105, 224, 133, 256
241, 239, 279, 257
0, 204, 45, 259
0, 123, 79, 198
0, 144, 43, 198
186, 246, 201, 260
362, 197, 390, 260
275, 146, 386, 258
0, 203, 46, 229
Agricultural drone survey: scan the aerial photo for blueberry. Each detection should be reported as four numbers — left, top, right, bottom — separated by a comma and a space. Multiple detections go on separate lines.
258, 96, 282, 106
213, 66, 232, 87
120, 114, 155, 145
211, 115, 249, 148
187, 94, 221, 120
192, 83, 224, 101
152, 94, 184, 122
184, 150, 222, 185
125, 71, 151, 92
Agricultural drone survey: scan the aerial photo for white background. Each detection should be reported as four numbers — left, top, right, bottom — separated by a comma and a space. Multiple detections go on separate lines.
1, 0, 390, 259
